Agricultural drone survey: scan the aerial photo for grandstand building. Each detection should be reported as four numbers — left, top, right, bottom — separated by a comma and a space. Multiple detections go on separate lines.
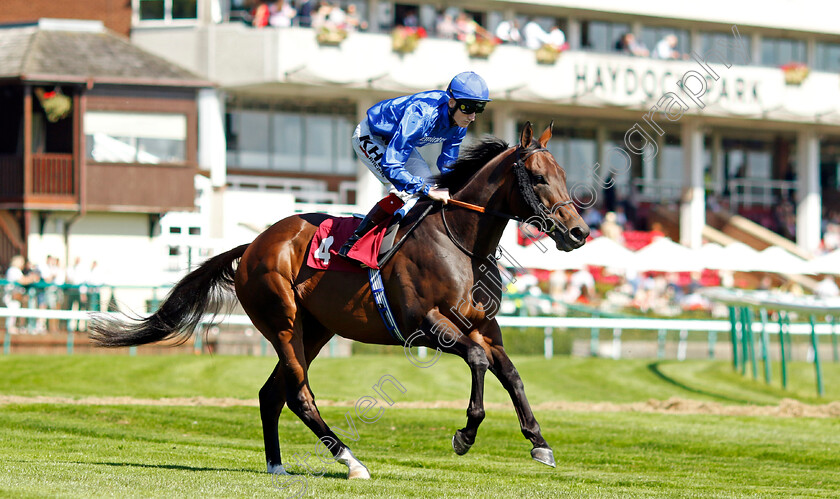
2, 0, 840, 284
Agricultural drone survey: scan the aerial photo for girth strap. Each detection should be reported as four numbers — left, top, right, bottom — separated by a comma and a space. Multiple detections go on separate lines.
368, 269, 406, 345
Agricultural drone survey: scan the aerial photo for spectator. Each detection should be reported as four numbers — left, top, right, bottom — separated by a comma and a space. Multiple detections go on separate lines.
582, 207, 604, 231
3, 256, 37, 334
600, 211, 624, 244
401, 8, 419, 28
312, 1, 334, 29
435, 12, 458, 40
615, 32, 649, 57
652, 34, 684, 60
85, 261, 105, 312
823, 222, 840, 252
495, 19, 522, 45
344, 4, 367, 31
295, 0, 314, 27
547, 25, 566, 50
252, 0, 271, 27
269, 0, 296, 27
566, 268, 595, 304
816, 277, 840, 299
523, 19, 550, 50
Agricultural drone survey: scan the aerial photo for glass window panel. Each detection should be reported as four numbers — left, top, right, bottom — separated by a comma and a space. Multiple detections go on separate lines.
762, 37, 806, 66
660, 143, 683, 184
84, 111, 186, 164
700, 31, 751, 65
237, 111, 270, 169
816, 43, 840, 72
271, 113, 303, 171
747, 150, 771, 179
172, 0, 198, 19
139, 0, 165, 20
584, 21, 627, 52
137, 137, 186, 163
334, 116, 355, 174
304, 115, 334, 173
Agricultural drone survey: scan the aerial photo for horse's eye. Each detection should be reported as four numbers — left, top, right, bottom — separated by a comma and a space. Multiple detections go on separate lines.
533, 175, 547, 185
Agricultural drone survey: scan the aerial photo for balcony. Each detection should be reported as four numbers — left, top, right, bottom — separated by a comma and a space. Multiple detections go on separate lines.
131, 24, 840, 127
0, 153, 76, 206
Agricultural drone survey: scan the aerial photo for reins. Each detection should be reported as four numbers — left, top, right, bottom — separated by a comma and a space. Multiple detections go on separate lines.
441, 145, 575, 258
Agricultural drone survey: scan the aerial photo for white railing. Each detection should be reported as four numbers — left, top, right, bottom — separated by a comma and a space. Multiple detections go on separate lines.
3, 307, 838, 360
728, 178, 796, 209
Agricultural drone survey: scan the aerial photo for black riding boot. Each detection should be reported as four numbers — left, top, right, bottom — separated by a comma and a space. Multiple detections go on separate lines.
338, 204, 390, 258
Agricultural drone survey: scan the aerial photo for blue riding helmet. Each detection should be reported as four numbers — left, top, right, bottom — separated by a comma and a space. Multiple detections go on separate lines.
447, 71, 491, 102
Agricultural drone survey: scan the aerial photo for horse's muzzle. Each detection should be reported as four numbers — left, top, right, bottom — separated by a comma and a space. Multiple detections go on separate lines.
552, 223, 589, 251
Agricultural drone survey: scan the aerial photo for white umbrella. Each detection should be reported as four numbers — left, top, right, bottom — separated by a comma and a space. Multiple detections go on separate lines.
808, 249, 840, 275
575, 236, 637, 269
696, 242, 725, 270
633, 237, 703, 272
714, 242, 762, 272
752, 246, 813, 275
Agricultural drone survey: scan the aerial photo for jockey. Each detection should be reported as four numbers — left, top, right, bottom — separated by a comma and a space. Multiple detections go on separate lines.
338, 71, 491, 258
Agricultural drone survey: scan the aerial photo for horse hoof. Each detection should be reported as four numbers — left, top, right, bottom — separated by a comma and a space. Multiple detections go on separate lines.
267, 463, 289, 475
530, 447, 556, 468
348, 466, 371, 480
452, 431, 472, 456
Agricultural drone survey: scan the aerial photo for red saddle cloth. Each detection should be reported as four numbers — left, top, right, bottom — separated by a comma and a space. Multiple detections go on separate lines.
306, 216, 392, 272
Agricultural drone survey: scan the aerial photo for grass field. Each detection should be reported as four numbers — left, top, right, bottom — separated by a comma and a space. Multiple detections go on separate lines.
1, 354, 840, 497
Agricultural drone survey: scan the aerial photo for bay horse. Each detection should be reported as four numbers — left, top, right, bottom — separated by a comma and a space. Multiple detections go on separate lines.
90, 122, 590, 479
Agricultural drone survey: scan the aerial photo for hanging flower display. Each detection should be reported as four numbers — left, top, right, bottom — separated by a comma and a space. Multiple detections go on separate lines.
535, 42, 569, 65
466, 34, 499, 59
316, 26, 348, 46
780, 62, 810, 85
34, 87, 72, 122
391, 26, 427, 54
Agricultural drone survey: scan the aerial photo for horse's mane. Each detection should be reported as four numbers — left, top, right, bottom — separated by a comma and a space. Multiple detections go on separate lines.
434, 135, 509, 194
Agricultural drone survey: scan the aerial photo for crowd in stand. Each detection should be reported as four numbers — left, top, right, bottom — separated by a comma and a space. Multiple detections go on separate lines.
238, 1, 696, 63
2, 255, 103, 334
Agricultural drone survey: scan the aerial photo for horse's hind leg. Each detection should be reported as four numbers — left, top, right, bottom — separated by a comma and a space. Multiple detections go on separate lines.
280, 312, 371, 479
260, 361, 288, 475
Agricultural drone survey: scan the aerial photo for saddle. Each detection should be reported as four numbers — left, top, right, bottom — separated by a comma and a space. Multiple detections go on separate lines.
306, 215, 401, 272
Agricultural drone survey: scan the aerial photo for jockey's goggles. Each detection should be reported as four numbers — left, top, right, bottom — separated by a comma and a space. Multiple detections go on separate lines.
455, 99, 486, 114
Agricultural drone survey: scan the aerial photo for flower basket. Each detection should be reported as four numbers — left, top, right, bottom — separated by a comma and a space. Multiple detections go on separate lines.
535, 44, 561, 65
391, 27, 427, 54
316, 26, 347, 46
780, 63, 809, 85
34, 87, 72, 122
467, 37, 497, 59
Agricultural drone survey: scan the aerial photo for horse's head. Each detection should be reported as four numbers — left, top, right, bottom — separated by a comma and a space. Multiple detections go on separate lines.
510, 122, 590, 251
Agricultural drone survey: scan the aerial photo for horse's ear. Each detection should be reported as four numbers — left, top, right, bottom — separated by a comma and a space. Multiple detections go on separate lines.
538, 121, 554, 148
519, 122, 533, 149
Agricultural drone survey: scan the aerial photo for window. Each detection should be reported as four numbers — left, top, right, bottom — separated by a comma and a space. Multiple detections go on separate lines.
700, 31, 752, 65
761, 37, 806, 66
815, 42, 840, 72
85, 111, 187, 164
136, 0, 197, 23
226, 105, 356, 174
581, 21, 629, 53
169, 227, 182, 234
189, 227, 201, 235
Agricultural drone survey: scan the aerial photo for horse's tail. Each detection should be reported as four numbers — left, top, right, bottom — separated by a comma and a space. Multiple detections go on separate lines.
89, 244, 250, 348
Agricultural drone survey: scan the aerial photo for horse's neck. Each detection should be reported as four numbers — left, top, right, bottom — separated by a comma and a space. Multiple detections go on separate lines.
446, 149, 516, 259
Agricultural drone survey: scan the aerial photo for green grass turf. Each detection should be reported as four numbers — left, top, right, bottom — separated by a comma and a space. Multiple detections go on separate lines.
0, 354, 838, 404
1, 355, 840, 497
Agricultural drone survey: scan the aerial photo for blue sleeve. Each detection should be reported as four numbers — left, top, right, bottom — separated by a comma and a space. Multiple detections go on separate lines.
437, 129, 465, 175
382, 103, 432, 196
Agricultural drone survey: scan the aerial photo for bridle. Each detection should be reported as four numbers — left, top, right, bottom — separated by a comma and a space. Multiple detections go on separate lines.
441, 144, 575, 259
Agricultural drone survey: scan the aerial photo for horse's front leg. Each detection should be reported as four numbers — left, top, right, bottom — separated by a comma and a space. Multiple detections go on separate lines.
483, 323, 554, 467
415, 310, 489, 456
